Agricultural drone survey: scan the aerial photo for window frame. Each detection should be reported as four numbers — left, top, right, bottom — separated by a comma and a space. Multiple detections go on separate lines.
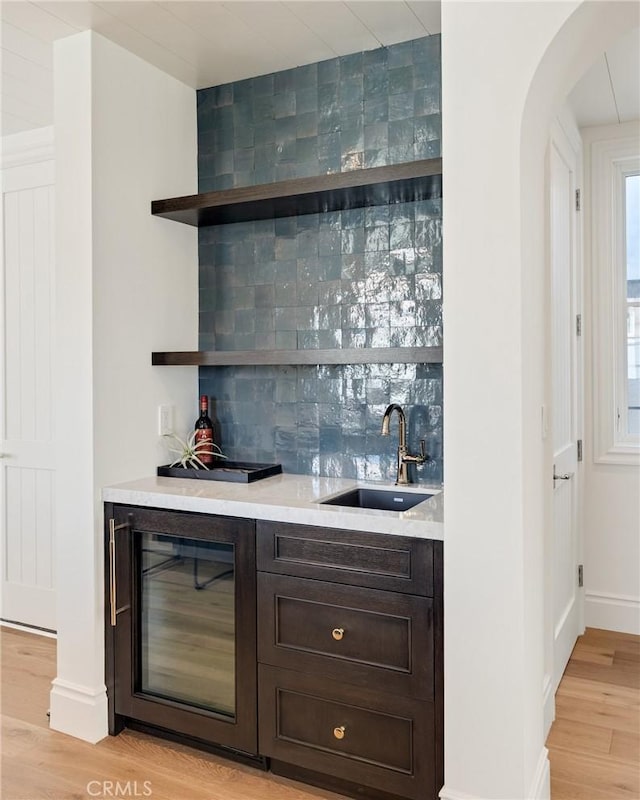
591, 132, 640, 464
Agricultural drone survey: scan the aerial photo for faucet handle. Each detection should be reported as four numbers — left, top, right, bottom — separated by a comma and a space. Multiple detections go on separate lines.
401, 440, 429, 465
415, 439, 429, 463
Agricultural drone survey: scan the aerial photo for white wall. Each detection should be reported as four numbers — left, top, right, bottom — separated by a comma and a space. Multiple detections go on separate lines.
50, 30, 198, 743
441, 2, 638, 799
582, 119, 640, 635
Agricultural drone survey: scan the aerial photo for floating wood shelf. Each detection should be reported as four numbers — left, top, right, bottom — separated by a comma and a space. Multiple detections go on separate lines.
152, 347, 443, 367
151, 158, 442, 227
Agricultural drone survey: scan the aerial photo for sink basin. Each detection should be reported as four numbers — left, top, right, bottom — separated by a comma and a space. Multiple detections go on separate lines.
320, 488, 433, 512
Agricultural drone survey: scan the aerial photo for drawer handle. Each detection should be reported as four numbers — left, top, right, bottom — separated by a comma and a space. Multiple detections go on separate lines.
332, 627, 345, 641
333, 726, 346, 740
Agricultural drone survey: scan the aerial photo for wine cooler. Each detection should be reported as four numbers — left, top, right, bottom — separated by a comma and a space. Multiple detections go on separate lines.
104, 504, 257, 756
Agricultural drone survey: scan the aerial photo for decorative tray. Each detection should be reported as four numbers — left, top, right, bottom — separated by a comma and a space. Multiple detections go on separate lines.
157, 461, 282, 484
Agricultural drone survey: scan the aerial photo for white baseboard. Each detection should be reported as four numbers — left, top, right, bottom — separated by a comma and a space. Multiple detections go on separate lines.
49, 678, 109, 744
528, 747, 550, 800
542, 673, 555, 739
439, 788, 480, 800
439, 748, 550, 800
585, 591, 640, 635
1, 619, 57, 638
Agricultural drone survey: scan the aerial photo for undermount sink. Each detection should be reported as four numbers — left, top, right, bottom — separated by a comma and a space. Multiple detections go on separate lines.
320, 487, 433, 512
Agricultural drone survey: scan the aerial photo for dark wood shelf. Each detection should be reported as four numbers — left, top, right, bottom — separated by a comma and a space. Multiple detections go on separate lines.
151, 158, 442, 227
152, 347, 442, 367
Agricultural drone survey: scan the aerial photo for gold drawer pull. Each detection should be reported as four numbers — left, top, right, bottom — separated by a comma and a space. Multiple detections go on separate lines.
333, 726, 345, 740
332, 627, 345, 641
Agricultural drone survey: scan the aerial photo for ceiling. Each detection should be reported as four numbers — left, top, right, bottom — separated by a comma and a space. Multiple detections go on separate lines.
0, 1, 638, 138
0, 0, 441, 136
568, 24, 640, 127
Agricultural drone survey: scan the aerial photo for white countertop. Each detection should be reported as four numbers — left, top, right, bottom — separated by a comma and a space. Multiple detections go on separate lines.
103, 473, 444, 540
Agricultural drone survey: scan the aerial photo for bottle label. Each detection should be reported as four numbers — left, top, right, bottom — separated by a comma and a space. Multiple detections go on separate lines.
194, 428, 214, 464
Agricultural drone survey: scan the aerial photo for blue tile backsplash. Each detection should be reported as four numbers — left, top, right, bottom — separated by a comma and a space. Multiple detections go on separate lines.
197, 35, 443, 484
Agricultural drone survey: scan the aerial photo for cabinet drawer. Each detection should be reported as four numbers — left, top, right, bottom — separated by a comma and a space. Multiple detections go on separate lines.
259, 665, 434, 800
258, 573, 433, 699
257, 520, 433, 596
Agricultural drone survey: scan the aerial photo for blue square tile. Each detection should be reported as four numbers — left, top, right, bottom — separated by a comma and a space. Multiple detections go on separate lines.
275, 68, 296, 94
339, 77, 364, 107
389, 66, 414, 95
341, 229, 365, 255
275, 217, 296, 236
274, 92, 296, 118
297, 112, 318, 138
363, 149, 387, 168
364, 97, 389, 124
342, 151, 365, 171
318, 107, 340, 135
365, 226, 390, 252
296, 87, 318, 115
296, 135, 318, 164
340, 52, 363, 80
318, 57, 339, 85
364, 46, 387, 70
276, 257, 298, 281
254, 74, 274, 96
275, 281, 298, 306
388, 40, 414, 68
364, 122, 388, 150
275, 330, 297, 349
295, 63, 318, 90
254, 120, 275, 145
298, 331, 319, 349
255, 284, 275, 307
389, 92, 414, 121
215, 106, 234, 130
413, 34, 440, 64
298, 281, 319, 305
234, 148, 254, 173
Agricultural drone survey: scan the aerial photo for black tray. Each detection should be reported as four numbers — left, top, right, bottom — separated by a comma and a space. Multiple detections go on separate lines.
157, 461, 282, 483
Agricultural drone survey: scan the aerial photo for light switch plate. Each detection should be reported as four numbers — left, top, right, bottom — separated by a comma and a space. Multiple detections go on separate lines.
158, 404, 173, 436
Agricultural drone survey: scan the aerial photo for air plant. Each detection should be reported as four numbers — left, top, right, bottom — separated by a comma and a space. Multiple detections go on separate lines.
163, 431, 227, 470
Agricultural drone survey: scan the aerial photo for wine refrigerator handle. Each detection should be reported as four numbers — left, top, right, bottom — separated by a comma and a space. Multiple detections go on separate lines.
109, 519, 117, 627
108, 518, 130, 627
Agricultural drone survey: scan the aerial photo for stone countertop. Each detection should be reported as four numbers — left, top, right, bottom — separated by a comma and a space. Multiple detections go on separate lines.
103, 474, 444, 541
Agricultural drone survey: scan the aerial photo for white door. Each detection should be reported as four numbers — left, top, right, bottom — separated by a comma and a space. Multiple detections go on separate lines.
549, 124, 581, 692
1, 132, 56, 631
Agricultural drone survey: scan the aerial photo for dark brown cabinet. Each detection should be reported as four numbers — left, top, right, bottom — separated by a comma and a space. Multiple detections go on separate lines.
104, 504, 259, 759
104, 506, 443, 799
256, 520, 443, 800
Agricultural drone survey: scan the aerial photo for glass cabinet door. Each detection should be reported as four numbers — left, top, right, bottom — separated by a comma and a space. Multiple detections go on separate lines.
106, 505, 257, 755
139, 533, 236, 717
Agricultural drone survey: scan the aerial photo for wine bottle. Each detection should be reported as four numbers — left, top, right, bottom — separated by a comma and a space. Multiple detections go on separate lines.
194, 395, 214, 466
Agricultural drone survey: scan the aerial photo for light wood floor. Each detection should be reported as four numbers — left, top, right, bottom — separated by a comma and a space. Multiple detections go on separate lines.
1, 626, 343, 800
546, 627, 640, 800
1, 626, 638, 800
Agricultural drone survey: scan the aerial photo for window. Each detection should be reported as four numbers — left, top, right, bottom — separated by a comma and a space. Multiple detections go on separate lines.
591, 131, 640, 464
625, 173, 640, 437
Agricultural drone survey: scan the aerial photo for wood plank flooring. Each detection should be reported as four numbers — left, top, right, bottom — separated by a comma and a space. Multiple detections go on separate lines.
0, 625, 344, 800
546, 628, 640, 800
2, 625, 638, 799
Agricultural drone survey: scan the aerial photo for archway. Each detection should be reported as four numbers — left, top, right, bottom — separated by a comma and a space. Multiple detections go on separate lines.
441, 2, 639, 799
